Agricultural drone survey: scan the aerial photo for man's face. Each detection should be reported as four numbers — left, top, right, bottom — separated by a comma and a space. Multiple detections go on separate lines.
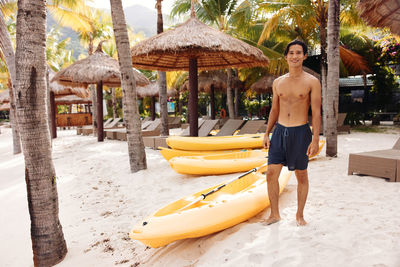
285, 44, 307, 67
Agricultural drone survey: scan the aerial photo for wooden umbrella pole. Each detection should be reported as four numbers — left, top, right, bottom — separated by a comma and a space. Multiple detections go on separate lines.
210, 84, 215, 120
96, 81, 104, 142
50, 91, 57, 138
189, 57, 198, 136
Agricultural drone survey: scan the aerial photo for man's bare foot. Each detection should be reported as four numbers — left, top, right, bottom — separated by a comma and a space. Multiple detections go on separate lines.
263, 216, 281, 225
296, 216, 307, 226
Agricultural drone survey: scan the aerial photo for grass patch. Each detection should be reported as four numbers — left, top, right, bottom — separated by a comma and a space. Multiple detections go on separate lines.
351, 125, 386, 133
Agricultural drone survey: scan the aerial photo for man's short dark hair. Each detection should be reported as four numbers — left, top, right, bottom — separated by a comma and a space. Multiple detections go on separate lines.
284, 40, 307, 56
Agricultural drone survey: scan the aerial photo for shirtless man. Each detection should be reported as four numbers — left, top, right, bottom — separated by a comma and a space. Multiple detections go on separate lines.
263, 40, 321, 226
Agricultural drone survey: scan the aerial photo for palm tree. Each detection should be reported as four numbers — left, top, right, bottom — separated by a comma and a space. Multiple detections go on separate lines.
0, 8, 20, 154
109, 0, 147, 172
326, 0, 340, 156
15, 0, 67, 265
0, 0, 89, 151
156, 0, 169, 135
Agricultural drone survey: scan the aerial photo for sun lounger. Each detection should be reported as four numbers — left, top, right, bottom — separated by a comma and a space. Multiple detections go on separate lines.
215, 119, 245, 136
81, 118, 122, 136
168, 116, 182, 129
237, 120, 266, 135
77, 118, 113, 135
181, 118, 205, 136
348, 138, 400, 182
198, 119, 219, 137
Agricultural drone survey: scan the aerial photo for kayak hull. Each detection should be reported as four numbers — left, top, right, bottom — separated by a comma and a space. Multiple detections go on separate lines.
130, 166, 292, 248
166, 134, 264, 151
169, 151, 268, 175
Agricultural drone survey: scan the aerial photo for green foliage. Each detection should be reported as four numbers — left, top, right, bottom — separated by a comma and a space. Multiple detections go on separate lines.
376, 36, 400, 65
370, 65, 398, 111
46, 26, 74, 71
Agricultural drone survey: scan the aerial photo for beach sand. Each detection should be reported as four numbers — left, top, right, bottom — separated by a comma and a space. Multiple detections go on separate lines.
1, 126, 399, 267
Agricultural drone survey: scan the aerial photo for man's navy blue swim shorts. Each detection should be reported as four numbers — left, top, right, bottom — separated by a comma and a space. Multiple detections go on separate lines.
268, 123, 312, 171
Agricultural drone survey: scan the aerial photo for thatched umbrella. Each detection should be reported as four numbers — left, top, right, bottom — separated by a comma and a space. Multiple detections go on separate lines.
131, 10, 268, 136
357, 0, 400, 35
250, 74, 276, 94
52, 43, 150, 141
0, 89, 9, 103
137, 82, 177, 120
55, 95, 92, 105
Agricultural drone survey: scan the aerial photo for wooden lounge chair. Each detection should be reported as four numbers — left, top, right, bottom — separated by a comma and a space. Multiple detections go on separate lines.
348, 138, 400, 182
168, 116, 182, 129
181, 118, 206, 136
81, 118, 122, 136
198, 119, 219, 137
114, 119, 162, 141
77, 118, 112, 135
215, 119, 245, 136
237, 120, 266, 135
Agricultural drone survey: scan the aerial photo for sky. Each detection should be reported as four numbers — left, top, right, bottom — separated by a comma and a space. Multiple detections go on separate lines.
90, 0, 175, 13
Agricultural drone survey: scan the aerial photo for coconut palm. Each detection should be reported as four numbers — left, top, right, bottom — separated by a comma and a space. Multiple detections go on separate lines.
326, 0, 340, 156
156, 0, 169, 135
110, 0, 147, 172
15, 0, 67, 265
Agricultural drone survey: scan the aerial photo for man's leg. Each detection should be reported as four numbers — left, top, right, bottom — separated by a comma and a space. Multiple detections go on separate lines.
265, 164, 283, 225
294, 169, 309, 226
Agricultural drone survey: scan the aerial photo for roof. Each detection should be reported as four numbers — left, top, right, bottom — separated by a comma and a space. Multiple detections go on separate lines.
358, 0, 400, 35
339, 76, 373, 87
131, 17, 269, 71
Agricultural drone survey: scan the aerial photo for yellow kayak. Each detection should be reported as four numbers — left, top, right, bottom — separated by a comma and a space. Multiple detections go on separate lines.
130, 165, 292, 248
159, 147, 252, 161
166, 134, 264, 151
169, 150, 268, 175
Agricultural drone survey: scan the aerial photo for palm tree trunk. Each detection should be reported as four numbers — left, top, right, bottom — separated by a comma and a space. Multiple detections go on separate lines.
156, 0, 169, 136
234, 87, 239, 118
326, 0, 340, 157
0, 11, 21, 154
90, 85, 97, 136
15, 1, 67, 265
320, 10, 328, 136
111, 87, 117, 119
226, 68, 234, 119
110, 0, 147, 172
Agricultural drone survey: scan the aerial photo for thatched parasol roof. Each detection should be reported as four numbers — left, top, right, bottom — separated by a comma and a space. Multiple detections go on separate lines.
52, 45, 150, 88
357, 0, 400, 35
180, 70, 244, 93
250, 74, 276, 94
0, 89, 9, 103
136, 82, 177, 98
54, 95, 92, 105
0, 102, 9, 111
131, 17, 269, 71
49, 70, 89, 98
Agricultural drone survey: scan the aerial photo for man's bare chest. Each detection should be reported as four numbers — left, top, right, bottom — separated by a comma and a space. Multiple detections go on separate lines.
276, 79, 310, 101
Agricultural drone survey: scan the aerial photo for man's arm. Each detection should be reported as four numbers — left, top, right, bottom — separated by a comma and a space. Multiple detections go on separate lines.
307, 77, 322, 155
264, 80, 280, 148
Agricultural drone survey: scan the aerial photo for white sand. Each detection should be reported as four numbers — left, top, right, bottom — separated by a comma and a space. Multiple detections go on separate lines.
1, 125, 400, 267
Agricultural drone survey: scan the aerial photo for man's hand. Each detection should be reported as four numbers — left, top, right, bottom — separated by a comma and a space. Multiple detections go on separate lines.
307, 139, 319, 157
263, 133, 270, 149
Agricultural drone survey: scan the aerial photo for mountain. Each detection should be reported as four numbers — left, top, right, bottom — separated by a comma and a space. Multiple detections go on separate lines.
124, 5, 157, 37
47, 5, 162, 58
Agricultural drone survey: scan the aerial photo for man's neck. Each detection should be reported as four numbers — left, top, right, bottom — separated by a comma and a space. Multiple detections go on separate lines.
288, 66, 303, 78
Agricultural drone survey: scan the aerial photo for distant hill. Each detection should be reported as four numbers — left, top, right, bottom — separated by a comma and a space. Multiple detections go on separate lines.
124, 5, 157, 37
46, 5, 168, 59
